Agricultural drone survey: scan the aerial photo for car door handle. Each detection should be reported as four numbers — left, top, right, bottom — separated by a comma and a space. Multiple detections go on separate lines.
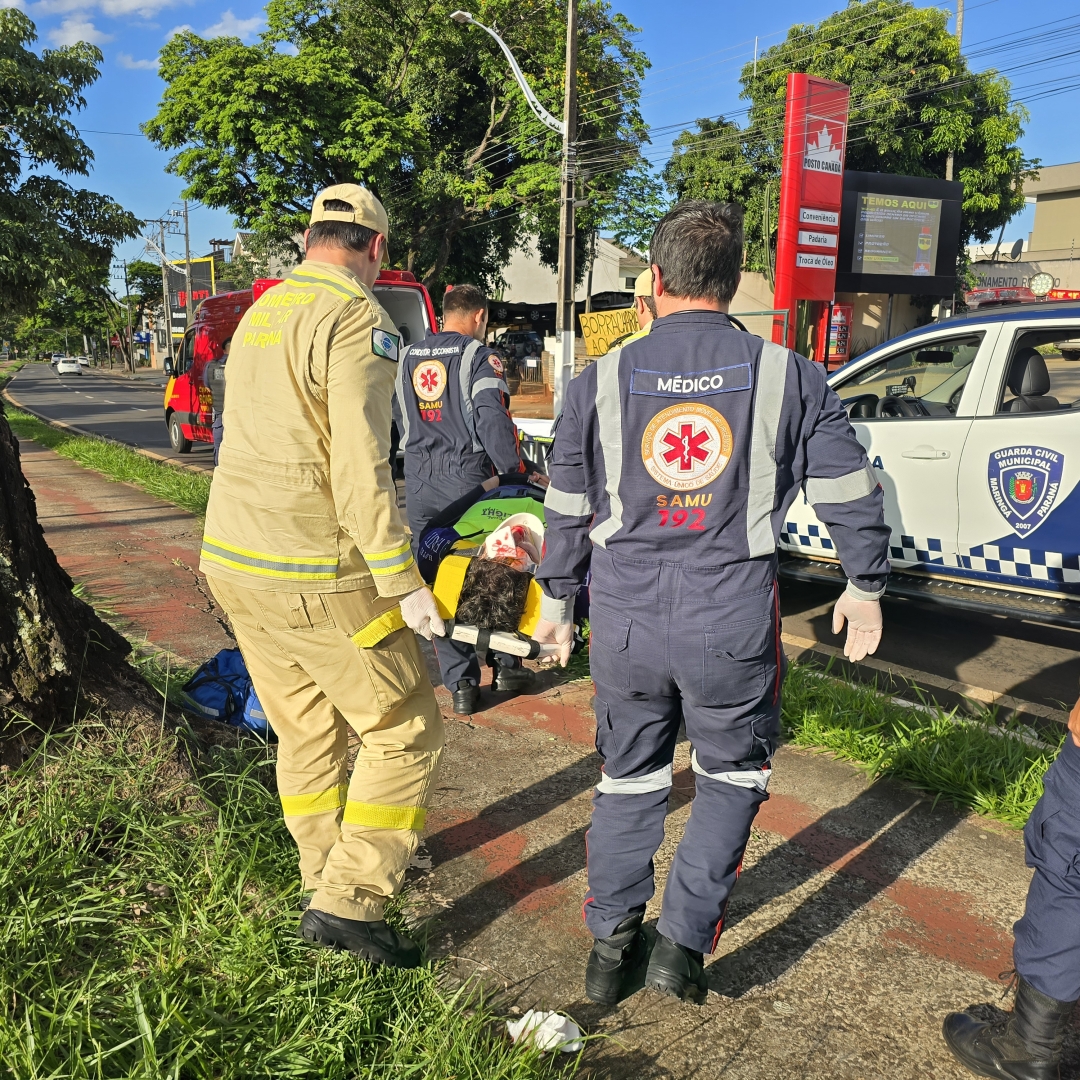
901, 445, 951, 459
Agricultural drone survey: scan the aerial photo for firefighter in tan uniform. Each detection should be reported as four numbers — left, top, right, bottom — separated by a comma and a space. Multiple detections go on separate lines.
200, 184, 446, 969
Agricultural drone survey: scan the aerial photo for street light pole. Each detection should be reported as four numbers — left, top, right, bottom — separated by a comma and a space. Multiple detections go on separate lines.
182, 200, 194, 328
449, 7, 576, 416
945, 0, 964, 182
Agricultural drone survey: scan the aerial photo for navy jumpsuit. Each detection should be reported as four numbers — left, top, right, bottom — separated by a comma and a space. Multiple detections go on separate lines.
535, 311, 891, 954
397, 330, 526, 689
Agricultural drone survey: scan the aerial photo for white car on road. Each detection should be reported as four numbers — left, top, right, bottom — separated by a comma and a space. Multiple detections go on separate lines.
780, 300, 1080, 627
54, 357, 83, 376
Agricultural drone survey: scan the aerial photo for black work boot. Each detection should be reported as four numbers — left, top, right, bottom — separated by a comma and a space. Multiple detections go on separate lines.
584, 914, 646, 1005
943, 975, 1076, 1079
451, 681, 481, 715
298, 908, 422, 968
492, 661, 535, 694
644, 933, 708, 1005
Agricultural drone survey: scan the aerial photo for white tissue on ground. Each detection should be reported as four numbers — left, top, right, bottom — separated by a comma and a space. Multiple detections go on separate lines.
505, 1009, 583, 1052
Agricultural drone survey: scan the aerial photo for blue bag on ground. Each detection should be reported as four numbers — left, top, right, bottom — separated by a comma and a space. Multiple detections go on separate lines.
180, 647, 273, 738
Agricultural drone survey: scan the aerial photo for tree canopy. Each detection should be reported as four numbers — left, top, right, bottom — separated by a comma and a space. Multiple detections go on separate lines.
0, 10, 140, 320
144, 0, 652, 292
664, 0, 1035, 275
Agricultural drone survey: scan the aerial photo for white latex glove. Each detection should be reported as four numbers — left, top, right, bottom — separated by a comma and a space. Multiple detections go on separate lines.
399, 587, 445, 641
532, 618, 573, 667
831, 591, 883, 662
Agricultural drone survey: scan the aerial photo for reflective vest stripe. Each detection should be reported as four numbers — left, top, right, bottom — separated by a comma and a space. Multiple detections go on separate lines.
350, 608, 407, 648
287, 267, 364, 299
201, 537, 339, 580
282, 277, 356, 303
365, 541, 415, 576
589, 347, 625, 549
545, 485, 593, 518
280, 783, 348, 816
804, 461, 878, 506
471, 377, 509, 397
343, 801, 427, 830
746, 341, 791, 558
690, 749, 771, 793
396, 345, 412, 446
458, 339, 485, 454
596, 762, 672, 794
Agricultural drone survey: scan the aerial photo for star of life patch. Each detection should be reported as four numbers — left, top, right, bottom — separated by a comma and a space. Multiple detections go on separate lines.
413, 358, 447, 403
488, 353, 504, 375
641, 402, 733, 492
372, 328, 400, 362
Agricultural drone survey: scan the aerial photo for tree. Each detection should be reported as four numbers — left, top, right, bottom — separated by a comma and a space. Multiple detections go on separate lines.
0, 10, 140, 319
0, 12, 134, 738
144, 0, 652, 293
664, 0, 1035, 276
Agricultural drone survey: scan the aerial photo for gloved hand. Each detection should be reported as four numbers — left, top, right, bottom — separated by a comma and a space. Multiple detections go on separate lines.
399, 587, 445, 641
532, 618, 573, 667
831, 590, 883, 662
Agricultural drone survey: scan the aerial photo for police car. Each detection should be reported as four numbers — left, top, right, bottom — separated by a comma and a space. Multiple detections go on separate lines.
780, 300, 1080, 627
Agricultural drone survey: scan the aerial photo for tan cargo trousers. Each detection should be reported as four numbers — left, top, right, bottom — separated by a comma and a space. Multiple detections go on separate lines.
206, 576, 443, 922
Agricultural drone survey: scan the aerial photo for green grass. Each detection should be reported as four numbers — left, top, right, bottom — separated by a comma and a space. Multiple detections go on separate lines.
0, 718, 573, 1080
4, 404, 212, 516
782, 662, 1062, 827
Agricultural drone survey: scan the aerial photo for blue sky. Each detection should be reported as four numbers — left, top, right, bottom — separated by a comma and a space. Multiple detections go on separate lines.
20, 0, 1079, 278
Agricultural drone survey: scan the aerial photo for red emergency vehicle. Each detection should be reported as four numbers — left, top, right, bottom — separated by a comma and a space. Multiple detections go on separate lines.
163, 270, 439, 452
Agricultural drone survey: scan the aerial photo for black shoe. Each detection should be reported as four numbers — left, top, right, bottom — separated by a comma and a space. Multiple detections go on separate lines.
942, 976, 1076, 1080
644, 933, 708, 1005
585, 914, 646, 1005
492, 662, 535, 694
298, 908, 422, 968
451, 681, 481, 715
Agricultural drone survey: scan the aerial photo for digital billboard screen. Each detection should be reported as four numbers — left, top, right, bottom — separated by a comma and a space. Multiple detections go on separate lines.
836, 172, 963, 296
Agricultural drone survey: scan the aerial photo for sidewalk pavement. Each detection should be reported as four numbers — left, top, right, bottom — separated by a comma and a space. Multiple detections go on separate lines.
15, 433, 1078, 1079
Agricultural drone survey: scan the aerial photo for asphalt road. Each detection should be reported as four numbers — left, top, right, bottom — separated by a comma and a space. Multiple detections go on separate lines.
8, 362, 1079, 716
7, 362, 216, 470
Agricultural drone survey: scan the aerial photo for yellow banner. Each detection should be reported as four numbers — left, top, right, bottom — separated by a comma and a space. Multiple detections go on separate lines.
579, 308, 639, 357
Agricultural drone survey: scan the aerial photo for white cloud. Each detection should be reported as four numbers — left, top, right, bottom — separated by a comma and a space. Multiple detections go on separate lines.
166, 22, 191, 37
47, 15, 113, 45
34, 0, 182, 18
117, 51, 158, 68
0, 0, 25, 10
202, 9, 261, 41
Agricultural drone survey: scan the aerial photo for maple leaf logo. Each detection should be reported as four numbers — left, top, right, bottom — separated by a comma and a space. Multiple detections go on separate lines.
661, 422, 711, 472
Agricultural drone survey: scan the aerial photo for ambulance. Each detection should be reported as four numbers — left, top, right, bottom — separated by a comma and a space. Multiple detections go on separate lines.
163, 270, 438, 453
779, 300, 1080, 627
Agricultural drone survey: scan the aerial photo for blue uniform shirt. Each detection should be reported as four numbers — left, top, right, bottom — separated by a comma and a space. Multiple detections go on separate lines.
536, 311, 891, 619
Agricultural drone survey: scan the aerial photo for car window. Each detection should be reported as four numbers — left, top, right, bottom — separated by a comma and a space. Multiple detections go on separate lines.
177, 330, 195, 375
835, 332, 984, 419
996, 329, 1080, 414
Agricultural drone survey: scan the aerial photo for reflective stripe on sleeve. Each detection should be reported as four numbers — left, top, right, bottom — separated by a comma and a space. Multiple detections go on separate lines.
471, 377, 509, 397
280, 783, 348, 816
201, 537, 339, 580
596, 763, 672, 794
287, 267, 364, 300
804, 462, 877, 506
746, 341, 790, 558
589, 347, 625, 548
343, 801, 427, 830
351, 608, 407, 648
365, 541, 416, 576
690, 750, 771, 793
544, 485, 593, 518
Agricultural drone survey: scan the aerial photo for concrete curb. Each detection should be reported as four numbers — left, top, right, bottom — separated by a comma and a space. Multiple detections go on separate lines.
3, 378, 214, 476
782, 631, 1069, 734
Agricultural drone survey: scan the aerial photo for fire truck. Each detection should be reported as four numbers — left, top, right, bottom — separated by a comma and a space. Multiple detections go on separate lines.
163, 271, 438, 452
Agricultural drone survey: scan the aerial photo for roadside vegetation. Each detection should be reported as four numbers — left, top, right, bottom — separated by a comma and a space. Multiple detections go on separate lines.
0, 716, 571, 1079
4, 404, 211, 516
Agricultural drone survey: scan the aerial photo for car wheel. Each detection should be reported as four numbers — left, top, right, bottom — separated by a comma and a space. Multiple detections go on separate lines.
168, 414, 192, 454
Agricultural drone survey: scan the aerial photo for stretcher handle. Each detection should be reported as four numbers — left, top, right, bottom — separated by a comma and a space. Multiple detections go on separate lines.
444, 620, 559, 659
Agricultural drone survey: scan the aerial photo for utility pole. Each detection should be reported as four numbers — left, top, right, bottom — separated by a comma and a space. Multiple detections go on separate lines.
182, 199, 194, 328
945, 0, 964, 182
553, 0, 578, 417
121, 260, 135, 373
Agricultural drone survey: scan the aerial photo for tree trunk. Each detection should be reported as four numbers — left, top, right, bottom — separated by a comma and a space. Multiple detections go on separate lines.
0, 409, 129, 739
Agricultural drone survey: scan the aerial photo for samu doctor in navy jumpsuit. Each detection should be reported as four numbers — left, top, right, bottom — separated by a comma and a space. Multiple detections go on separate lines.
532, 200, 892, 1005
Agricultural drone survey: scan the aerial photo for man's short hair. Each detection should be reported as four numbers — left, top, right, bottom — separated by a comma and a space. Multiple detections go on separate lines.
442, 283, 488, 318
640, 295, 657, 319
650, 200, 744, 304
307, 199, 378, 255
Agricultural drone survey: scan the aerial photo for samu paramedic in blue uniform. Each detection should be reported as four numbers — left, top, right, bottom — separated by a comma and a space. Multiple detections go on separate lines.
397, 283, 533, 716
942, 691, 1080, 1079
532, 200, 892, 1006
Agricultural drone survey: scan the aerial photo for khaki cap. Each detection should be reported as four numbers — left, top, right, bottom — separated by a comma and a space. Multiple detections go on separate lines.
634, 267, 653, 297
310, 184, 389, 238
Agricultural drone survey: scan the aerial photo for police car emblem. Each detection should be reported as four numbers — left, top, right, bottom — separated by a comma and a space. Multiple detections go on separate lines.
987, 445, 1064, 535
641, 403, 733, 491
413, 359, 447, 402
371, 328, 400, 362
